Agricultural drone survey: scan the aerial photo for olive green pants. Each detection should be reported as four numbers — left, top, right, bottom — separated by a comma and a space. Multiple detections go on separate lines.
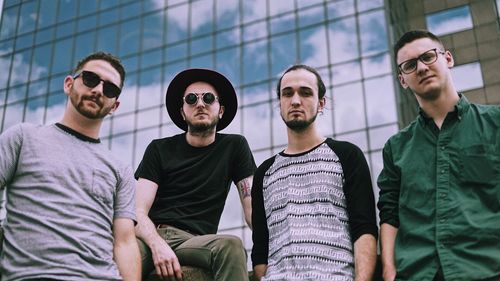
138, 225, 248, 281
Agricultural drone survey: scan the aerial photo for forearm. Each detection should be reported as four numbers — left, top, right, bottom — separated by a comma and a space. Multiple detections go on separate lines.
114, 237, 141, 281
380, 223, 398, 280
135, 211, 164, 247
353, 234, 377, 281
237, 176, 253, 229
242, 196, 252, 229
253, 264, 268, 280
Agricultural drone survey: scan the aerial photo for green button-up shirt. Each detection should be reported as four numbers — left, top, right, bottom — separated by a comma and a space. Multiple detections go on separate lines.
378, 96, 500, 281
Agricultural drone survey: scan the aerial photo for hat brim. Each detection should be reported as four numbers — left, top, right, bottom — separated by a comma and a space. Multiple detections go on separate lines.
165, 68, 237, 131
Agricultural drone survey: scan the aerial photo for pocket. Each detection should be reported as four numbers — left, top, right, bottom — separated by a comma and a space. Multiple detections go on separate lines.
91, 169, 115, 204
460, 145, 497, 186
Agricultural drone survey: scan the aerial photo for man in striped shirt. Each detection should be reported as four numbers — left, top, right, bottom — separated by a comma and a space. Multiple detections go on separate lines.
251, 65, 378, 281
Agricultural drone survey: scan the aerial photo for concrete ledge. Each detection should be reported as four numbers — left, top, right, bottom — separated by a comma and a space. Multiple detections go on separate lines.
145, 266, 255, 281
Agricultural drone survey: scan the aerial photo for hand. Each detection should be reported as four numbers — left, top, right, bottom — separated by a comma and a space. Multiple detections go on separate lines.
150, 240, 183, 281
382, 266, 396, 281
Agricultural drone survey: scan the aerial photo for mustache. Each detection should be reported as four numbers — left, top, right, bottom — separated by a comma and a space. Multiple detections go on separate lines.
82, 95, 103, 107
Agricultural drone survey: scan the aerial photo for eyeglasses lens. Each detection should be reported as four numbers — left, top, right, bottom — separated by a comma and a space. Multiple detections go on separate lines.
80, 71, 121, 99
184, 93, 216, 105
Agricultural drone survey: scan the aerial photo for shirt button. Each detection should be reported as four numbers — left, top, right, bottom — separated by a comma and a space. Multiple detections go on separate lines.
440, 193, 447, 198
440, 219, 446, 223
441, 146, 446, 150
441, 170, 445, 174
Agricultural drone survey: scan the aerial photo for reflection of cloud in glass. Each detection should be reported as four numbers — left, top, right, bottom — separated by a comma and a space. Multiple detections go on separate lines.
359, 10, 388, 56
333, 82, 366, 133
426, 5, 473, 36
362, 54, 391, 78
301, 27, 328, 68
0, 55, 47, 90
364, 75, 397, 127
451, 62, 484, 92
329, 17, 359, 64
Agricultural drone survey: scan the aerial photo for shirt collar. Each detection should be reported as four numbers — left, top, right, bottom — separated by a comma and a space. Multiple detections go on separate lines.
417, 93, 469, 125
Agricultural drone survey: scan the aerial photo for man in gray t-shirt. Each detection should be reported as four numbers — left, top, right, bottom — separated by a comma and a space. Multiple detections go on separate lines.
0, 52, 140, 281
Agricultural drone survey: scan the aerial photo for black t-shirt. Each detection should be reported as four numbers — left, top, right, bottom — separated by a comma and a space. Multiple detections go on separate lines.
135, 133, 256, 235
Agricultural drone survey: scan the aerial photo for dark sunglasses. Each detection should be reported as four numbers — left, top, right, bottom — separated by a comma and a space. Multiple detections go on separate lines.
73, 70, 121, 99
183, 92, 219, 106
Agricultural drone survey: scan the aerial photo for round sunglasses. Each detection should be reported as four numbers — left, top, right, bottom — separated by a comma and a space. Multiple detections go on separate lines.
73, 70, 121, 99
183, 92, 219, 106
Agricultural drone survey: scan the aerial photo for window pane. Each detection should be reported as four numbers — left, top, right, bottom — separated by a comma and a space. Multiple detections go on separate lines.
329, 17, 358, 64
191, 0, 213, 36
0, 6, 19, 40
451, 62, 484, 92
242, 40, 268, 84
328, 0, 355, 20
369, 124, 398, 151
362, 53, 391, 78
191, 35, 213, 56
270, 12, 295, 35
243, 103, 271, 150
357, 0, 383, 12
18, 1, 37, 34
333, 82, 366, 133
52, 38, 73, 73
216, 0, 239, 30
165, 4, 188, 44
364, 75, 397, 126
142, 12, 164, 51
97, 25, 118, 54
271, 33, 296, 78
300, 26, 328, 69
215, 47, 240, 86
359, 10, 388, 56
119, 19, 140, 56
426, 5, 473, 36
74, 32, 96, 64
298, 5, 325, 28
57, 0, 77, 22
332, 61, 361, 86
38, 0, 57, 29
110, 133, 134, 164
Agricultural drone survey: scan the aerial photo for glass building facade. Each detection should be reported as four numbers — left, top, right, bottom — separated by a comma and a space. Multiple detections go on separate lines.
0, 0, 397, 256
0, 0, 497, 261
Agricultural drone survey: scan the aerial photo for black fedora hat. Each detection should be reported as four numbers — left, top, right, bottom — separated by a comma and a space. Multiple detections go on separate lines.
165, 68, 238, 131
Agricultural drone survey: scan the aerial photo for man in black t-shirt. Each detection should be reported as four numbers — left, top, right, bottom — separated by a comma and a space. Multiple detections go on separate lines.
251, 65, 378, 281
135, 68, 256, 281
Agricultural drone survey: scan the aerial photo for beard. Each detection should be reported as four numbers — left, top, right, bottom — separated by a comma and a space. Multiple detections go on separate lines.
186, 116, 219, 133
283, 112, 318, 132
69, 88, 113, 119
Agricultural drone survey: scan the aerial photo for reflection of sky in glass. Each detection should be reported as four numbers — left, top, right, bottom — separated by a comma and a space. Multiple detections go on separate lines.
0, 0, 401, 246
451, 62, 484, 92
426, 5, 473, 36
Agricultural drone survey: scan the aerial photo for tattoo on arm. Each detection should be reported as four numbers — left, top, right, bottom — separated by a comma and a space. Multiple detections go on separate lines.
237, 177, 252, 199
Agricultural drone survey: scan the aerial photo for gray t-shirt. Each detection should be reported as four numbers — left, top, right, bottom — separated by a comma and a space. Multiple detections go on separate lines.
0, 123, 136, 281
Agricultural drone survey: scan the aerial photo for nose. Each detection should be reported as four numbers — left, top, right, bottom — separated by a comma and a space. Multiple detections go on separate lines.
91, 81, 104, 96
290, 92, 301, 105
416, 59, 429, 74
194, 95, 205, 108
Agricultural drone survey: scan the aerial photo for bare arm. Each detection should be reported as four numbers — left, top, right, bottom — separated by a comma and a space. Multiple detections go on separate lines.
135, 178, 182, 280
236, 176, 253, 229
253, 264, 268, 281
113, 218, 141, 281
353, 234, 377, 281
380, 223, 398, 281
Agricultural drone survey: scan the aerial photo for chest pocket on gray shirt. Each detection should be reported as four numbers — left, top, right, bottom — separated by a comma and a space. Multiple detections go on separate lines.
91, 169, 115, 204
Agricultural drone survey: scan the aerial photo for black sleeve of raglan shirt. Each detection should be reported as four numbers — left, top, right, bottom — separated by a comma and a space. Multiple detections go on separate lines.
251, 156, 276, 268
326, 138, 379, 242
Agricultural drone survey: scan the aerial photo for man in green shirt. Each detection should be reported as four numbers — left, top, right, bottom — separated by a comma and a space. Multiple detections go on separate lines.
378, 30, 500, 281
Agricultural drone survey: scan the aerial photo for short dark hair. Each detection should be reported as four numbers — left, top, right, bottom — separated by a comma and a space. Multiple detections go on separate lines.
394, 30, 444, 63
276, 64, 326, 100
72, 52, 126, 88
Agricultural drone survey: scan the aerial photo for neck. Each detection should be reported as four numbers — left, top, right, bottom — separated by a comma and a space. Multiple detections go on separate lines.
60, 110, 102, 140
285, 124, 325, 154
185, 128, 216, 147
417, 87, 460, 129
